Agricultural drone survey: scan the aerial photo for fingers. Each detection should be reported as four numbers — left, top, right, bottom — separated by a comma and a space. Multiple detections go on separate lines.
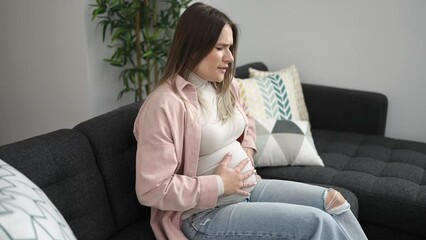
217, 153, 257, 197
237, 171, 257, 197
221, 154, 253, 172
236, 189, 251, 196
220, 152, 232, 165
242, 168, 256, 180
241, 180, 257, 189
234, 158, 250, 172
236, 181, 257, 196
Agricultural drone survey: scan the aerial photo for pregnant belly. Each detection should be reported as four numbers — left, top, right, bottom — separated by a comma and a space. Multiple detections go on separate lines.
198, 141, 257, 194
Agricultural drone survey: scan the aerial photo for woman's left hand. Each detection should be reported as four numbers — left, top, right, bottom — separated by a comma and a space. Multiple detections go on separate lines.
243, 147, 255, 167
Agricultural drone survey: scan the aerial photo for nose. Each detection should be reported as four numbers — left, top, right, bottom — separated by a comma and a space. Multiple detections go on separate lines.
224, 49, 234, 63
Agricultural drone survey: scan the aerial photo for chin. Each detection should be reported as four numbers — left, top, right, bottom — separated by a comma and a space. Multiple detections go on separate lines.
217, 75, 226, 82
210, 77, 224, 83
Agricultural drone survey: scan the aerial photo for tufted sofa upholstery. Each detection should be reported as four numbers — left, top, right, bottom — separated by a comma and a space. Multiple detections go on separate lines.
0, 104, 155, 240
257, 130, 426, 240
237, 62, 426, 240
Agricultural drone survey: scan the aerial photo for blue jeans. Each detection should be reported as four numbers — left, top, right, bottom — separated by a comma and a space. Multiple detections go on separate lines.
181, 179, 367, 239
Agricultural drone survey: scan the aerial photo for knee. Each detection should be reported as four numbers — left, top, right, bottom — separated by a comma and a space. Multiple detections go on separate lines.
325, 189, 350, 214
325, 189, 345, 210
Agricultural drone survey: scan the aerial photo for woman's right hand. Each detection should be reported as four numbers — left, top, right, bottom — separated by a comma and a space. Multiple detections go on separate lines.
214, 153, 257, 196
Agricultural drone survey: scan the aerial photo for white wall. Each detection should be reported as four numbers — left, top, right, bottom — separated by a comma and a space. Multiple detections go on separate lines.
0, 0, 132, 146
1, 0, 426, 145
83, 0, 134, 117
0, 0, 93, 145
206, 0, 426, 142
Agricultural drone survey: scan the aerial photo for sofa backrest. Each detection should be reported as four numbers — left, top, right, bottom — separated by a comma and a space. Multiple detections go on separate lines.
0, 129, 116, 240
234, 61, 268, 78
74, 102, 150, 233
234, 61, 388, 136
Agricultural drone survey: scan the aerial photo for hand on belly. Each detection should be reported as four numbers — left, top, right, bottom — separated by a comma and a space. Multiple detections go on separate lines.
198, 141, 257, 196
215, 154, 256, 196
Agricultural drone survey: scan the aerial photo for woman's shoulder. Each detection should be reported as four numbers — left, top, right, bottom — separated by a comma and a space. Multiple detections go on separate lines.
143, 84, 182, 109
141, 77, 195, 111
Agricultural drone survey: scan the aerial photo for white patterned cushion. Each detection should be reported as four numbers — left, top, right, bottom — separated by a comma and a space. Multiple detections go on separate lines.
236, 70, 323, 167
254, 119, 324, 167
237, 74, 293, 120
0, 158, 77, 240
249, 65, 309, 121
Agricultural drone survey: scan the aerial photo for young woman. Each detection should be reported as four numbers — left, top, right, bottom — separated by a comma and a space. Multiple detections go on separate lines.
134, 3, 367, 240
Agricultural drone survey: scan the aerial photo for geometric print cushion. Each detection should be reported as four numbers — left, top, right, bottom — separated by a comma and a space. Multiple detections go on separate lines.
236, 74, 293, 120
249, 65, 310, 121
254, 119, 324, 167
0, 158, 77, 240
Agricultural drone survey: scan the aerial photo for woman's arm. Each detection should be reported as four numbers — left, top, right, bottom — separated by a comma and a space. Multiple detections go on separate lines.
134, 94, 218, 212
231, 79, 257, 155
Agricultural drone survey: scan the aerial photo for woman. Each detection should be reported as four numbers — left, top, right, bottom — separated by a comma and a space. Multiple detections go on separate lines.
134, 3, 367, 240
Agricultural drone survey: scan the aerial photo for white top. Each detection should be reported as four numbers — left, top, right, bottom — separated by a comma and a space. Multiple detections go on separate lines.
182, 74, 256, 219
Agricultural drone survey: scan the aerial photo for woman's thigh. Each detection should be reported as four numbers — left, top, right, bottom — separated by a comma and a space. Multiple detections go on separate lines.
182, 201, 347, 240
250, 179, 327, 210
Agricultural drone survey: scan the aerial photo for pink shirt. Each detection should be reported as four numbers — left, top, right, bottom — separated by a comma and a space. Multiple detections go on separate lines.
133, 75, 256, 240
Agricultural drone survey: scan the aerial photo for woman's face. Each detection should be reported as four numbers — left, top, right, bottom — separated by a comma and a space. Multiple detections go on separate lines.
194, 24, 234, 83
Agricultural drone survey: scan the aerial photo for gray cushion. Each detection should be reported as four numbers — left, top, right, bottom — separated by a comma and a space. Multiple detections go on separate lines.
257, 129, 426, 238
0, 129, 116, 240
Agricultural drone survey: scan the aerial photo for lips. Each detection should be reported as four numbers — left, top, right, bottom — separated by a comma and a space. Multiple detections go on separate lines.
218, 66, 228, 73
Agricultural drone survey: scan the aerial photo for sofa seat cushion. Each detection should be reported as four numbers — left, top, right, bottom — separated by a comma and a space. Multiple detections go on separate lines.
257, 129, 426, 238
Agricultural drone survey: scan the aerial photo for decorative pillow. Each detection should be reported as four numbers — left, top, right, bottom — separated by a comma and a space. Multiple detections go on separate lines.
254, 119, 324, 167
236, 74, 293, 121
249, 65, 309, 121
0, 159, 77, 240
236, 70, 324, 167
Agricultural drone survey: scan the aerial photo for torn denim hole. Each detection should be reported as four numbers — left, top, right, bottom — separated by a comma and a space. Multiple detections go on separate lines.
323, 189, 351, 216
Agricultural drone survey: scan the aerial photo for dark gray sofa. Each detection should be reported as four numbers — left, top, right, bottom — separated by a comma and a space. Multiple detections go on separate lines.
0, 62, 425, 240
237, 63, 426, 240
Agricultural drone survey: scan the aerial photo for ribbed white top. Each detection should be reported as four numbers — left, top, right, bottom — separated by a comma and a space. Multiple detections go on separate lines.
182, 74, 256, 219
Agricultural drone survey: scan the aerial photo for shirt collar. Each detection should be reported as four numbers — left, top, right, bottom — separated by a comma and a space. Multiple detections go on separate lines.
187, 73, 210, 89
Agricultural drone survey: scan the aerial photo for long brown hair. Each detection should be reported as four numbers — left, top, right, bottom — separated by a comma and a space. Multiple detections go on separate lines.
157, 2, 239, 121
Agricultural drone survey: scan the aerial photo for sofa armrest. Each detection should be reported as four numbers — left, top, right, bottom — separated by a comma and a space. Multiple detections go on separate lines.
302, 83, 388, 136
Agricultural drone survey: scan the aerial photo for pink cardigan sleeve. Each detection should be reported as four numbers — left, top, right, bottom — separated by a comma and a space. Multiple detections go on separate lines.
133, 92, 218, 212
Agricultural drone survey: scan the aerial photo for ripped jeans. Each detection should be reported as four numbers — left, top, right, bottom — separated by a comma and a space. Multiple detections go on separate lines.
181, 179, 367, 240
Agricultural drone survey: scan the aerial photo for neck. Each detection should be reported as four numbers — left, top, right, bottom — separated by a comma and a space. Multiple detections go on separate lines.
188, 73, 210, 89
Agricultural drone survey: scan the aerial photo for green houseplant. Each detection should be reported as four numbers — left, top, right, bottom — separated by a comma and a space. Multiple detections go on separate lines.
91, 0, 191, 101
